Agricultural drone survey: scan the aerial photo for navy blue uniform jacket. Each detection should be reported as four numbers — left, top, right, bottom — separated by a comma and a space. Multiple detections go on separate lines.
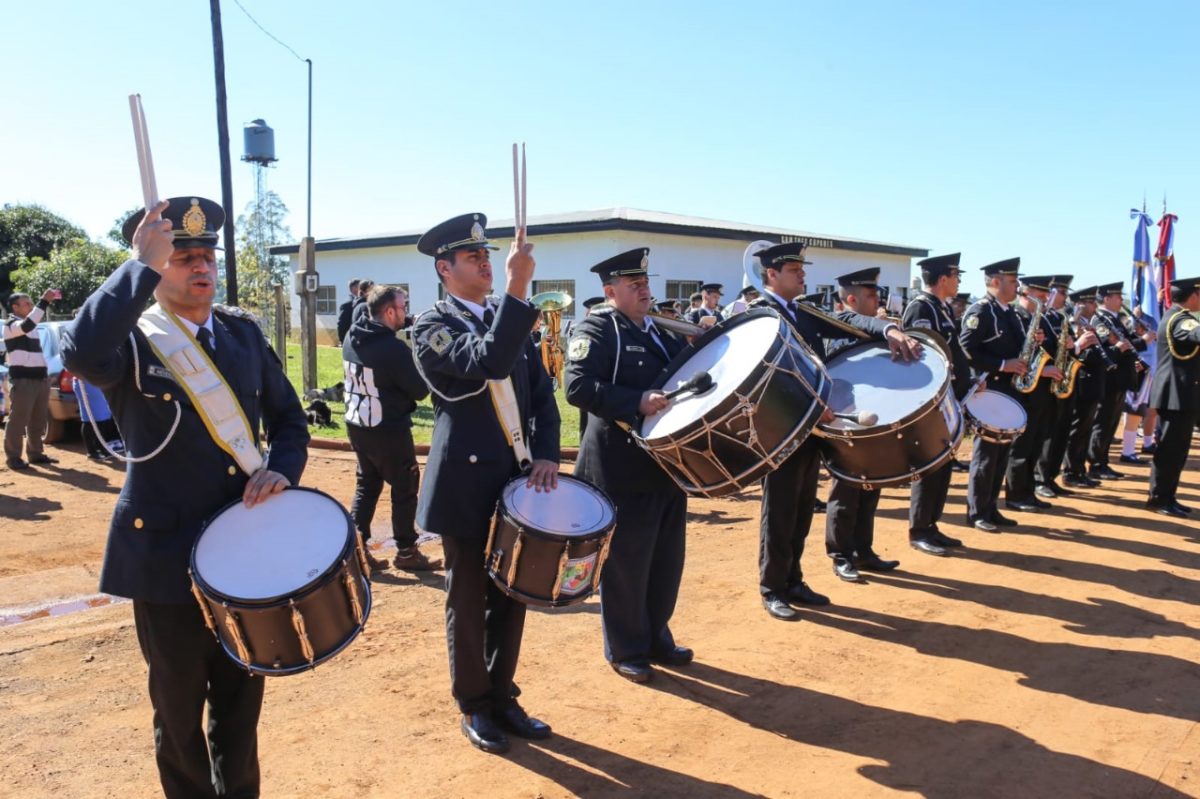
61, 260, 310, 603
412, 295, 560, 540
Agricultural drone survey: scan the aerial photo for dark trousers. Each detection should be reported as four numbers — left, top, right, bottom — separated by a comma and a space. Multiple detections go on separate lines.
347, 424, 419, 549
759, 440, 821, 594
1035, 394, 1075, 486
1006, 385, 1051, 501
82, 418, 123, 458
1065, 396, 1101, 475
1088, 385, 1125, 468
968, 438, 1011, 521
909, 459, 952, 539
1150, 408, 1197, 504
4, 376, 49, 461
600, 489, 687, 664
824, 477, 881, 556
132, 600, 264, 799
441, 535, 525, 714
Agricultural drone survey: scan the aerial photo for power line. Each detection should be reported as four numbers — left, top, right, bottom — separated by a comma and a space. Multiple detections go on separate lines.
230, 0, 306, 62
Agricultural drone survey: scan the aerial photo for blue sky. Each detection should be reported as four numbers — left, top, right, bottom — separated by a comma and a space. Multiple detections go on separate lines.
3, 1, 1196, 295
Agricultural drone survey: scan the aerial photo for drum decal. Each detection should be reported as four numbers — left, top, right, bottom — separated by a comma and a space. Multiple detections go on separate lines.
555, 554, 599, 598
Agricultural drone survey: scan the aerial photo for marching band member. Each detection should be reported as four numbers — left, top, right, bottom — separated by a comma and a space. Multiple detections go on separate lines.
959, 258, 1027, 532
411, 213, 560, 754
902, 253, 971, 556
566, 248, 692, 684
748, 245, 919, 620
1146, 276, 1200, 517
1061, 286, 1110, 489
62, 198, 309, 797
1087, 283, 1149, 480
686, 282, 724, 326
1034, 275, 1086, 499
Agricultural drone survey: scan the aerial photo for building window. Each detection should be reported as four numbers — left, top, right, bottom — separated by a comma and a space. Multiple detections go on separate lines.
666, 279, 701, 302
814, 284, 835, 310
531, 279, 576, 318
316, 285, 337, 315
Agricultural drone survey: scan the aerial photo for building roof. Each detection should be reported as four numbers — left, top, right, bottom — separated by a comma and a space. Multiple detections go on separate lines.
268, 207, 929, 258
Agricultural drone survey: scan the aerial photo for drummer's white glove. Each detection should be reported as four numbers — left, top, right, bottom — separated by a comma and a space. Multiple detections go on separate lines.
526, 459, 559, 493
885, 328, 922, 363
639, 390, 670, 416
243, 468, 290, 508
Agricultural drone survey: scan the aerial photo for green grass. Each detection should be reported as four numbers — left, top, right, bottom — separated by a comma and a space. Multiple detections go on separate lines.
284, 342, 581, 447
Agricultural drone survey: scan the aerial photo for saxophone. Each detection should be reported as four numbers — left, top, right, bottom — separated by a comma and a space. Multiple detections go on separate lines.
1013, 296, 1051, 393
1050, 310, 1082, 399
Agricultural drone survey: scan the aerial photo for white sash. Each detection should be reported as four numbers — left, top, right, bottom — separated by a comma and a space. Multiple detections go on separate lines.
487, 378, 532, 469
137, 304, 264, 476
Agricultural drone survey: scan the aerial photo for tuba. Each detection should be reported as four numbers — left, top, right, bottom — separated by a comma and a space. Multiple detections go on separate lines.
530, 290, 572, 389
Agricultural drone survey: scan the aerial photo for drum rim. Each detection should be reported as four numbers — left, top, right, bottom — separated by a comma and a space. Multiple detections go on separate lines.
964, 390, 1028, 436
823, 409, 965, 488
817, 329, 953, 440
190, 485, 356, 608
497, 472, 616, 543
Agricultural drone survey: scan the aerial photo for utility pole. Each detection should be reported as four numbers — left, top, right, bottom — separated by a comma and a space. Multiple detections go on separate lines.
210, 0, 239, 305
299, 58, 317, 392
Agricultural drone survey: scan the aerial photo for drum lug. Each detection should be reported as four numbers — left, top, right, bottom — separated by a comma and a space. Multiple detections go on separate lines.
342, 561, 365, 627
594, 530, 614, 588
289, 599, 316, 666
551, 543, 571, 603
354, 534, 372, 579
221, 602, 253, 668
188, 571, 217, 637
507, 532, 524, 587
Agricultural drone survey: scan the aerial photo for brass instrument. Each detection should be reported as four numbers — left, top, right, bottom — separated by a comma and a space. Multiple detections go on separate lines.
1050, 310, 1081, 399
530, 290, 572, 388
1013, 295, 1051, 393
1071, 313, 1118, 371
647, 309, 707, 337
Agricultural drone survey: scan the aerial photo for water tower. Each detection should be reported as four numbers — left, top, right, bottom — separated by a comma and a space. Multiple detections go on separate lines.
242, 120, 278, 318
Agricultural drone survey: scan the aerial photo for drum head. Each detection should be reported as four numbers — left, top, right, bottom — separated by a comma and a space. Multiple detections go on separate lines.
502, 475, 614, 537
194, 488, 350, 601
641, 312, 782, 439
824, 339, 948, 428
965, 391, 1025, 428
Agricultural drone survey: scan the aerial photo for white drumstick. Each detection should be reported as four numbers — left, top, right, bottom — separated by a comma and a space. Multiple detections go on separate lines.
512, 143, 520, 230
520, 142, 527, 229
834, 410, 879, 426
128, 94, 158, 209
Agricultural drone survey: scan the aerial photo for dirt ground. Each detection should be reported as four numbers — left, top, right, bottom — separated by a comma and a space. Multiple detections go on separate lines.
1, 436, 1198, 798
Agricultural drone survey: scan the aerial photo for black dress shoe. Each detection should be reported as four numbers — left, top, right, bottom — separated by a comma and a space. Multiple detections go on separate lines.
1030, 496, 1052, 509
931, 530, 963, 548
788, 582, 830, 606
461, 713, 509, 754
1049, 481, 1075, 496
910, 537, 948, 556
650, 646, 694, 666
1141, 443, 1158, 455
813, 499, 827, 514
991, 511, 1018, 527
610, 660, 654, 683
7, 458, 29, 470
856, 552, 900, 572
1063, 474, 1099, 488
1149, 503, 1189, 519
1090, 466, 1124, 480
762, 592, 798, 621
1173, 501, 1193, 514
497, 703, 551, 739
1118, 454, 1143, 465
832, 555, 861, 582
1034, 484, 1058, 500
972, 518, 999, 533
1005, 500, 1039, 512
28, 454, 57, 465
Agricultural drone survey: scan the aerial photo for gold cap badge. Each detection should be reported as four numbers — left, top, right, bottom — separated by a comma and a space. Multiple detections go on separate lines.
182, 198, 206, 237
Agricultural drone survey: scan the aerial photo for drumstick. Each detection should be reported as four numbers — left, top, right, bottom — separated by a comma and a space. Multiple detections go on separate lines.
512, 143, 520, 230
128, 94, 158, 209
791, 301, 872, 340
834, 410, 879, 426
520, 142, 527, 229
663, 371, 713, 400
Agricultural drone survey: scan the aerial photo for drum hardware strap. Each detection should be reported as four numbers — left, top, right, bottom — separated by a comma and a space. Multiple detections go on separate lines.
507, 533, 524, 586
342, 563, 364, 626
289, 600, 316, 665
222, 604, 252, 666
188, 573, 217, 634
354, 534, 372, 579
487, 378, 533, 470
551, 543, 571, 602
593, 530, 614, 588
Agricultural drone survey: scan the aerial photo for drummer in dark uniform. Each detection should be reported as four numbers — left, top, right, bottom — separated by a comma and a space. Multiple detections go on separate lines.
1003, 275, 1066, 511
1088, 282, 1150, 480
1061, 286, 1111, 489
959, 258, 1028, 532
565, 248, 691, 683
61, 198, 310, 798
824, 268, 906, 581
902, 253, 971, 556
748, 245, 920, 620
411, 213, 561, 754
1146, 276, 1200, 517
686, 282, 723, 326
1034, 275, 1087, 498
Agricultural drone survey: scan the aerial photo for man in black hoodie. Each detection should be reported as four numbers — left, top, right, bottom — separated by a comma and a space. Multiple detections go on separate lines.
343, 285, 438, 571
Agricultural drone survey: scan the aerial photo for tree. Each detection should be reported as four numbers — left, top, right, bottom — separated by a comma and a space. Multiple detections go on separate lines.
107, 206, 143, 247
235, 190, 292, 331
11, 241, 128, 316
0, 204, 87, 300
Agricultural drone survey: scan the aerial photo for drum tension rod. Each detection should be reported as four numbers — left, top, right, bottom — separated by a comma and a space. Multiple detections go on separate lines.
290, 599, 316, 666
221, 602, 253, 668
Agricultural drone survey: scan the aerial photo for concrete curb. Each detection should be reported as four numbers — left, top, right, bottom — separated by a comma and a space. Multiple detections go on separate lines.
309, 436, 580, 461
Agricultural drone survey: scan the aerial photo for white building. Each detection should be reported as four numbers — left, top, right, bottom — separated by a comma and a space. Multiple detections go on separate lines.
270, 208, 928, 344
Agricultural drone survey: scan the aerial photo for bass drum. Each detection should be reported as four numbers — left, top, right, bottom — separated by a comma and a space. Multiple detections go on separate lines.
190, 487, 372, 676
963, 389, 1027, 445
817, 329, 964, 489
636, 308, 830, 498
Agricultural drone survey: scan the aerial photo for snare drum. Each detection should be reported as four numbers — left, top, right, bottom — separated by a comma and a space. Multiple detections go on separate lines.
487, 474, 616, 607
189, 487, 372, 676
963, 389, 1027, 445
817, 329, 964, 488
636, 308, 830, 498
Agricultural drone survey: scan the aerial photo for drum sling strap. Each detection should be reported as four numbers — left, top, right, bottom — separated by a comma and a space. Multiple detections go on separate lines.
487, 378, 533, 470
137, 303, 264, 476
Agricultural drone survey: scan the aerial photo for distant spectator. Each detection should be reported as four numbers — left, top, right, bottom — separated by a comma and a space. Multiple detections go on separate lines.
352, 279, 375, 326
336, 278, 362, 343
73, 375, 125, 461
4, 289, 59, 470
